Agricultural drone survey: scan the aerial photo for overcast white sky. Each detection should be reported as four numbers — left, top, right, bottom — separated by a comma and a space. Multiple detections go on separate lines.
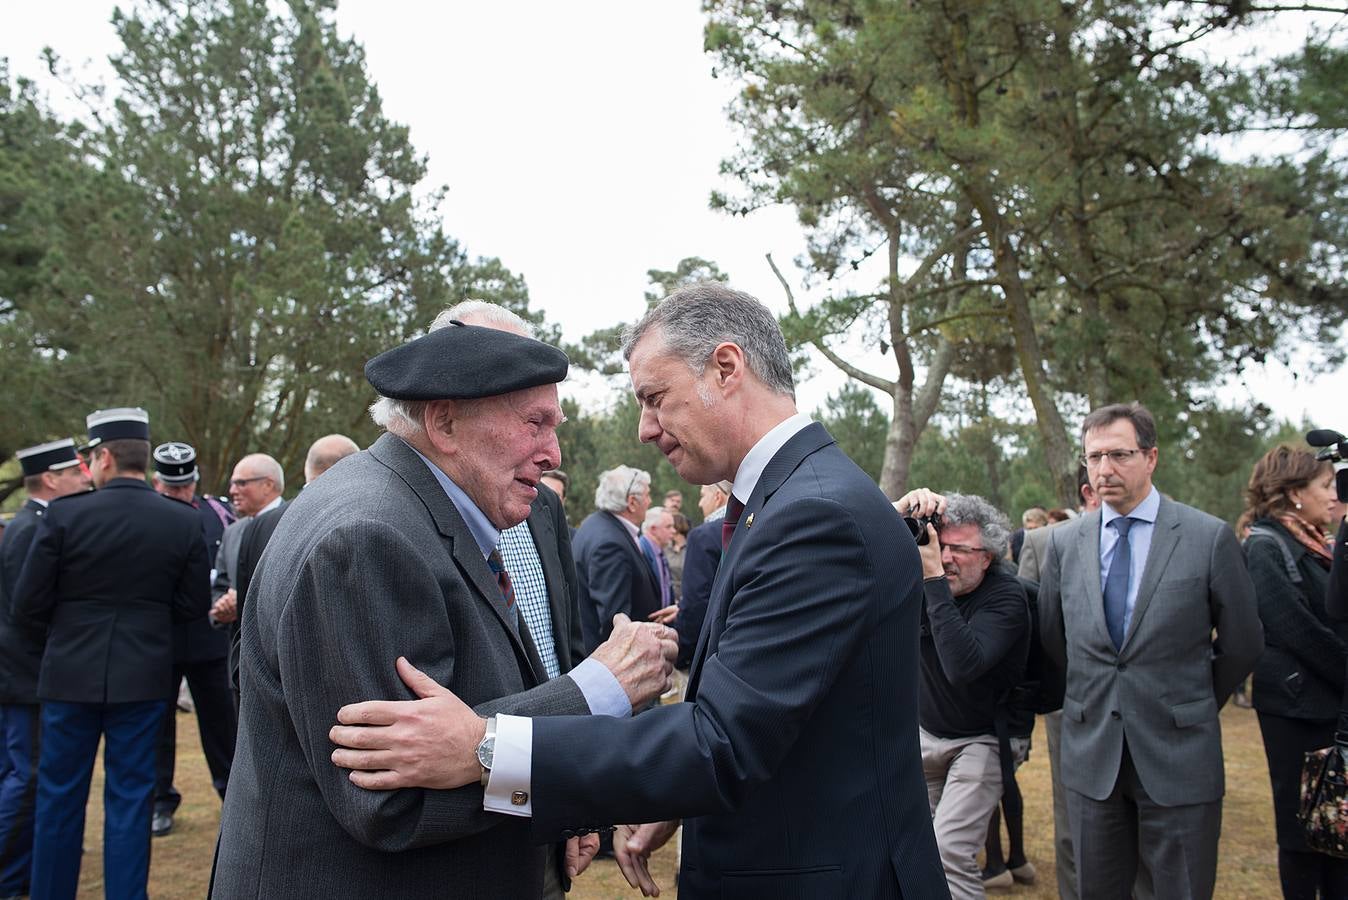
6, 1, 1345, 430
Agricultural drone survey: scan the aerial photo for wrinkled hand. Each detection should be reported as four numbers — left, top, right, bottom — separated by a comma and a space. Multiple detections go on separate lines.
589, 614, 678, 712
615, 820, 679, 897
566, 833, 600, 879
892, 487, 947, 519
647, 605, 679, 626
210, 588, 238, 623
329, 657, 485, 790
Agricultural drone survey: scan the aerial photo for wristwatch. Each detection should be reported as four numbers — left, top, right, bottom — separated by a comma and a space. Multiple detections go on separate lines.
476, 716, 496, 787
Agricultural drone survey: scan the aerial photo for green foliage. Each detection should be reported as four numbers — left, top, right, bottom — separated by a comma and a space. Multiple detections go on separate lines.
0, 1, 536, 494
815, 382, 887, 483
704, 0, 1348, 503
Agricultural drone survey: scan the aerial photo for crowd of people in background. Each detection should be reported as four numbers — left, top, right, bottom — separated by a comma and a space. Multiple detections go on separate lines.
0, 284, 1345, 900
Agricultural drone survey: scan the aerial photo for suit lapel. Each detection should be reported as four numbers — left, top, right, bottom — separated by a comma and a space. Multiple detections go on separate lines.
1121, 496, 1180, 653
526, 498, 568, 674
686, 422, 835, 696
1075, 510, 1111, 649
369, 434, 541, 685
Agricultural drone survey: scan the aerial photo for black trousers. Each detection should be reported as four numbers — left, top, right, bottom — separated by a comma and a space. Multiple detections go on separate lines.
154, 658, 237, 813
1256, 711, 1348, 899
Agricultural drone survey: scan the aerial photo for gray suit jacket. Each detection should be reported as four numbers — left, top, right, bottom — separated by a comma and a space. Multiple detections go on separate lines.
210, 433, 589, 898
1017, 521, 1058, 583
1039, 496, 1262, 806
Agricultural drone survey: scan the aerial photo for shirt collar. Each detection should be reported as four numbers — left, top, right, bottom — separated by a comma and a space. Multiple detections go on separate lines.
1102, 485, 1160, 526
258, 495, 283, 516
410, 446, 499, 558
730, 413, 813, 505
30, 497, 50, 508
615, 513, 641, 543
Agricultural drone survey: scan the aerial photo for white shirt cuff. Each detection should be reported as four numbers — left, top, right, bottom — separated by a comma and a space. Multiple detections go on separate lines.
483, 714, 533, 817
569, 657, 631, 718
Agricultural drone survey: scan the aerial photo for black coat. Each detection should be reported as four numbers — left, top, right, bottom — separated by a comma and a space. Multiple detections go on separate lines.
0, 499, 52, 704
13, 477, 211, 704
572, 510, 661, 651
171, 494, 234, 664
676, 518, 722, 669
1246, 518, 1346, 720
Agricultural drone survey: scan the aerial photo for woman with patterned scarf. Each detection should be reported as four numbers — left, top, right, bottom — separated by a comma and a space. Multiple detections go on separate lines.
1243, 444, 1346, 899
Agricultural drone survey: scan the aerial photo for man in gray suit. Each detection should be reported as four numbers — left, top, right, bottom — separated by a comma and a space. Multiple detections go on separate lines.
1039, 402, 1262, 900
209, 322, 676, 898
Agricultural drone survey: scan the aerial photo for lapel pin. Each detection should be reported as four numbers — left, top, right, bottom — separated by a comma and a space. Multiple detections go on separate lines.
745, 513, 754, 528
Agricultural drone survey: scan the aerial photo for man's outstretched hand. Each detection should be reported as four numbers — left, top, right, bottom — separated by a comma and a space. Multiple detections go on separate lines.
330, 656, 484, 790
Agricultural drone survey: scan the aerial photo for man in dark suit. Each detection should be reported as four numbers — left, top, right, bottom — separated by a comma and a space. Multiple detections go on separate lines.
0, 439, 89, 897
675, 481, 729, 669
13, 408, 210, 900
1039, 402, 1262, 900
210, 322, 676, 898
573, 465, 662, 650
331, 283, 949, 899
149, 441, 238, 837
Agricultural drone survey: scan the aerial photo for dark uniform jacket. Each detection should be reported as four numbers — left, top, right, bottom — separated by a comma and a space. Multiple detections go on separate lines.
13, 477, 211, 704
170, 494, 234, 664
0, 499, 51, 704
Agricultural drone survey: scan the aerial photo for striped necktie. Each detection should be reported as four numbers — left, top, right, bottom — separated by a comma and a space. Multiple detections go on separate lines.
486, 548, 516, 611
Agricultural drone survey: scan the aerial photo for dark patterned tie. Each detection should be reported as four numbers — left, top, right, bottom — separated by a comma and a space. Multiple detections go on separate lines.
1103, 517, 1135, 650
722, 496, 745, 551
486, 548, 516, 611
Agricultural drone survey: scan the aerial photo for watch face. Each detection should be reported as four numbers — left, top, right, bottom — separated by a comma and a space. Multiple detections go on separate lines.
477, 736, 495, 770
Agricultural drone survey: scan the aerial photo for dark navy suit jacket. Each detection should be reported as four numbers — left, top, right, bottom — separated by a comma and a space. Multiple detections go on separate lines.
572, 510, 660, 651
529, 423, 949, 899
13, 477, 210, 704
676, 518, 721, 669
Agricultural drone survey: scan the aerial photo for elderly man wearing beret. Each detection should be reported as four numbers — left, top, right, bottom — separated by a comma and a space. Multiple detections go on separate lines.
209, 319, 678, 899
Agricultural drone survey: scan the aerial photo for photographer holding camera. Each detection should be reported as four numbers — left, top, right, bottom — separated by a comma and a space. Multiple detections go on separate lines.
894, 489, 1030, 900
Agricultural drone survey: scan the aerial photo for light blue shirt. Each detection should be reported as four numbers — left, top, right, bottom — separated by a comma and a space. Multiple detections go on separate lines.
1099, 486, 1160, 637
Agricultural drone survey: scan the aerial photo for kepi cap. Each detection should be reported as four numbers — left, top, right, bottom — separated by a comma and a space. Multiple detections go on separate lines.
16, 439, 81, 477
365, 321, 568, 401
153, 442, 199, 485
81, 407, 150, 452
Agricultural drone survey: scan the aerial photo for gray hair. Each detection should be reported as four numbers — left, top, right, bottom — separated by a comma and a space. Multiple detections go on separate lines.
642, 507, 672, 532
594, 465, 651, 513
620, 282, 795, 398
238, 452, 285, 494
369, 300, 534, 436
940, 493, 1011, 559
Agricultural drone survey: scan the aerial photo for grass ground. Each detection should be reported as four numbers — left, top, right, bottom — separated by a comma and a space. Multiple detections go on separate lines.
76, 703, 1278, 898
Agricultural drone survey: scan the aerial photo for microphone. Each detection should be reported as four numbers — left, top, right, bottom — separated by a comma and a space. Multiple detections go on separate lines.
1307, 429, 1346, 448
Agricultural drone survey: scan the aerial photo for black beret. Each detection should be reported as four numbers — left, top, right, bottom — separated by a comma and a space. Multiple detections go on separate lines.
365, 321, 569, 401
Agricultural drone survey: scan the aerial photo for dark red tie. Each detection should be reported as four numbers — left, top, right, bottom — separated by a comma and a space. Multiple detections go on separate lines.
486, 549, 516, 610
722, 496, 745, 551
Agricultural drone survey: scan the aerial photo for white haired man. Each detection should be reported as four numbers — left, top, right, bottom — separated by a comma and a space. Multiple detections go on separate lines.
573, 466, 663, 651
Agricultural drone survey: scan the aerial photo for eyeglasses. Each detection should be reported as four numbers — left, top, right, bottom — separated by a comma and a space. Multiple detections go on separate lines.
229, 476, 270, 489
626, 472, 646, 500
943, 543, 987, 556
1080, 449, 1144, 468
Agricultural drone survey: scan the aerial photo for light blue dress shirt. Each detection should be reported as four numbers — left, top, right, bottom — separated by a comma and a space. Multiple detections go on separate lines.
1099, 486, 1161, 638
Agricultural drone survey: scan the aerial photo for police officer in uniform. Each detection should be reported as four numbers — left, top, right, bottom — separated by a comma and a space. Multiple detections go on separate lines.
150, 441, 237, 837
0, 439, 89, 898
12, 408, 210, 900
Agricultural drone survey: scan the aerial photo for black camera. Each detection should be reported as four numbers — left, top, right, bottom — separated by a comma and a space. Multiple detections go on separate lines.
1307, 429, 1348, 502
903, 513, 943, 547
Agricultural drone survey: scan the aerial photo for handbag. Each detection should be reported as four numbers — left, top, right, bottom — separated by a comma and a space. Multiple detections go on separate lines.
1299, 723, 1348, 858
